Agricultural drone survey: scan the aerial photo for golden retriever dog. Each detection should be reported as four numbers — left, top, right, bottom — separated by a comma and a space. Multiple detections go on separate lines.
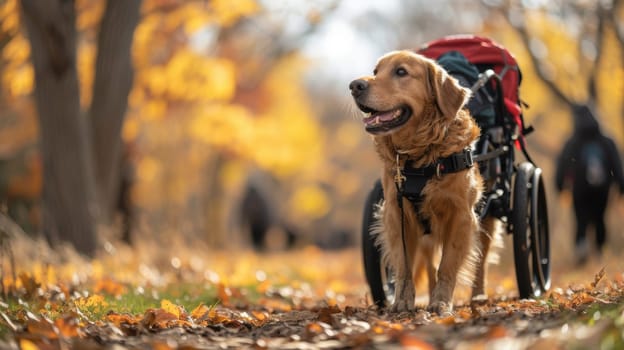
350, 50, 500, 315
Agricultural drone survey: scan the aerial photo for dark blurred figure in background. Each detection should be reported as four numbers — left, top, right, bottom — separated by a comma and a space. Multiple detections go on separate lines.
240, 181, 297, 251
555, 104, 624, 265
117, 143, 135, 245
241, 183, 271, 251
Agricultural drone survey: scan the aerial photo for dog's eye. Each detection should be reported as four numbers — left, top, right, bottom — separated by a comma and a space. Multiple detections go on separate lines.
395, 67, 408, 77
373, 68, 378, 75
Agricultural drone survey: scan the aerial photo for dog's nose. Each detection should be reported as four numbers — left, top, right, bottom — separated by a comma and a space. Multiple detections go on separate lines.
349, 79, 368, 97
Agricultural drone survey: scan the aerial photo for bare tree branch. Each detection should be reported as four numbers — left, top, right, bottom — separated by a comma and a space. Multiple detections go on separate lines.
588, 2, 608, 102
509, 13, 574, 107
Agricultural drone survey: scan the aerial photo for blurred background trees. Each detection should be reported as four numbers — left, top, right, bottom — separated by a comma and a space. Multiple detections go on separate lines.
19, 0, 141, 256
0, 0, 622, 258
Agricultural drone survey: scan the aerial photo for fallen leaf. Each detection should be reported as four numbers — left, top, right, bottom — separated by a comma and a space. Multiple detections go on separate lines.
590, 267, 606, 289
94, 277, 126, 297
19, 339, 40, 350
190, 303, 211, 320
26, 318, 58, 339
316, 304, 340, 325
486, 325, 509, 339
19, 273, 41, 297
141, 308, 178, 329
54, 314, 80, 337
399, 334, 435, 349
160, 299, 181, 319
106, 312, 139, 327
434, 315, 457, 325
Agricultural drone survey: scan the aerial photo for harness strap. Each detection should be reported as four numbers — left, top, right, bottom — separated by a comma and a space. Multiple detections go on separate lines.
396, 148, 474, 234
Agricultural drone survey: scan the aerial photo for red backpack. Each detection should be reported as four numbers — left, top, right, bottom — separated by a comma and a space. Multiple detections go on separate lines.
418, 35, 529, 145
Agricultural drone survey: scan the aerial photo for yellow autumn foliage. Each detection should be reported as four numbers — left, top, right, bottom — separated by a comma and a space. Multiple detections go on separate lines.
288, 184, 330, 220
524, 12, 589, 102
76, 0, 105, 32
3, 65, 33, 97
161, 299, 181, 318
252, 55, 324, 177
189, 103, 253, 148
0, 0, 19, 33
138, 52, 236, 102
484, 11, 624, 148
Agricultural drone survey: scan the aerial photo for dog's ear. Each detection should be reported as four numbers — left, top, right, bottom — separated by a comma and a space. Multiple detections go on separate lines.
427, 62, 471, 119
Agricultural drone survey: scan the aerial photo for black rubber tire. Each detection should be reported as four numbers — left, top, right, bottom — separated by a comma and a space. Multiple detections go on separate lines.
531, 168, 551, 292
361, 180, 388, 307
512, 162, 541, 299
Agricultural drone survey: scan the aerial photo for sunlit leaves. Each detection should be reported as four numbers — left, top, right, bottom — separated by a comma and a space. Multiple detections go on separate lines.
139, 52, 236, 102
288, 185, 330, 220
1, 34, 33, 98
524, 12, 588, 101
189, 104, 252, 148
0, 0, 19, 34
210, 0, 259, 27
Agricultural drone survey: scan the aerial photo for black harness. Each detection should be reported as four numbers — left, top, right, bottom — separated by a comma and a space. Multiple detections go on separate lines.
394, 148, 474, 234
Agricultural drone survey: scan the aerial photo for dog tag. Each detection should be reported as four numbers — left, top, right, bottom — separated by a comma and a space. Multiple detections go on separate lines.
394, 153, 406, 188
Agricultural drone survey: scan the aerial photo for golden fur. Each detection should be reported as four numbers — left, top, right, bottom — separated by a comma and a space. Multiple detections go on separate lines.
351, 50, 501, 314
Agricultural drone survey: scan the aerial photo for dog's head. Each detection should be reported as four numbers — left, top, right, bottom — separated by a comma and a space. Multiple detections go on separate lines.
349, 50, 470, 135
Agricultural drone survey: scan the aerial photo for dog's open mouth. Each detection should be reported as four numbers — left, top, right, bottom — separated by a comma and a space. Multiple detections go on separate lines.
357, 104, 412, 134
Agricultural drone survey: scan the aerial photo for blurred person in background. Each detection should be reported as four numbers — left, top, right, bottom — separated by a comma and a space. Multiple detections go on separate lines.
555, 104, 624, 265
239, 179, 298, 251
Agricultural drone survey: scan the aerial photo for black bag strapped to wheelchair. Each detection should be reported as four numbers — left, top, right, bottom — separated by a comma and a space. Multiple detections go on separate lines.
437, 51, 497, 129
395, 148, 474, 234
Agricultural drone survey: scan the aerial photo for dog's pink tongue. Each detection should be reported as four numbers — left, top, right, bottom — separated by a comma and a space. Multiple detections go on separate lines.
363, 110, 398, 125
375, 110, 397, 121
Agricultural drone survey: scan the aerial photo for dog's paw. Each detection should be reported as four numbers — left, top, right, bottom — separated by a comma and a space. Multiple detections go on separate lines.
389, 299, 415, 313
427, 301, 452, 316
390, 279, 415, 313
470, 293, 488, 306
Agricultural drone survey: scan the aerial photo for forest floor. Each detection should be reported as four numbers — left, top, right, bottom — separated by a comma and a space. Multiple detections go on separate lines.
2, 230, 624, 349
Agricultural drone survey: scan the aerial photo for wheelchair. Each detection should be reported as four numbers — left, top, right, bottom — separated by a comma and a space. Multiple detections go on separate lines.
360, 36, 551, 307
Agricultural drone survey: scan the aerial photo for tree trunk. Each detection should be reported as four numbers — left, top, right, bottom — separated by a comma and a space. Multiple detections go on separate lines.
90, 0, 141, 221
20, 0, 97, 256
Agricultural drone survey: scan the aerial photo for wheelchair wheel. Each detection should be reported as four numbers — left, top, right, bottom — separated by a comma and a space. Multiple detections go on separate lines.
511, 162, 551, 298
361, 180, 394, 307
530, 167, 551, 292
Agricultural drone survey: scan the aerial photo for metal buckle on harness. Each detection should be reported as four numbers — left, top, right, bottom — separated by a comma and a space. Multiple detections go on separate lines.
435, 163, 442, 178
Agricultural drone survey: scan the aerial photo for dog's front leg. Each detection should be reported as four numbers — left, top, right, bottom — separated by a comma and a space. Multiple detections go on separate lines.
429, 216, 477, 315
383, 200, 416, 312
388, 237, 416, 312
391, 277, 415, 313
472, 216, 497, 299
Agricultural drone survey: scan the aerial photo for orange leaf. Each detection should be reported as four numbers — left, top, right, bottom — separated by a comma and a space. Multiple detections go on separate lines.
316, 305, 340, 325
591, 267, 606, 289
54, 315, 80, 337
106, 312, 139, 326
160, 299, 181, 319
190, 303, 211, 320
399, 334, 435, 349
258, 298, 292, 312
251, 310, 269, 323
217, 283, 231, 305
94, 277, 126, 297
486, 325, 509, 339
26, 318, 58, 339
305, 322, 324, 337
19, 273, 40, 297
141, 308, 178, 329
19, 339, 39, 350
434, 315, 457, 325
